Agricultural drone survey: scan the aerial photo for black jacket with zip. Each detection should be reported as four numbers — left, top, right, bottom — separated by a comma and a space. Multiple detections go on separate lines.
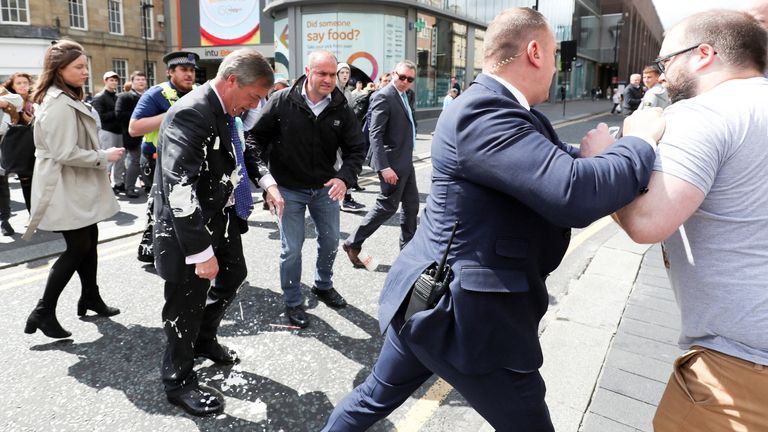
245, 75, 365, 190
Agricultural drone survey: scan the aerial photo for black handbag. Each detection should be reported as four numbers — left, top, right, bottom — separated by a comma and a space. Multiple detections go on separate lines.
1, 123, 35, 176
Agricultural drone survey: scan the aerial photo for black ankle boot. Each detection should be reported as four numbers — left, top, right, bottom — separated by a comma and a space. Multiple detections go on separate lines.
24, 299, 72, 339
78, 289, 120, 317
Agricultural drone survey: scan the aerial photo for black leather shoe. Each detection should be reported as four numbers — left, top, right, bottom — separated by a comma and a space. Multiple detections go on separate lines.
285, 305, 309, 328
167, 385, 224, 417
125, 188, 139, 198
194, 340, 239, 365
312, 287, 347, 309
1, 220, 14, 236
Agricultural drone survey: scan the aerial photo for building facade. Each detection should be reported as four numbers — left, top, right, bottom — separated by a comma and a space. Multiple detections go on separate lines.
1, 1, 664, 106
0, 0, 166, 95
601, 0, 664, 86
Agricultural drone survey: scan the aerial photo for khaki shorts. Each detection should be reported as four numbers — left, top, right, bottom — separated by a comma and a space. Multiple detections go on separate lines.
653, 346, 768, 432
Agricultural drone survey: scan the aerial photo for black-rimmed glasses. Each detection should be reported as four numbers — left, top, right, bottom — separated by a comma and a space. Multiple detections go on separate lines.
653, 44, 701, 73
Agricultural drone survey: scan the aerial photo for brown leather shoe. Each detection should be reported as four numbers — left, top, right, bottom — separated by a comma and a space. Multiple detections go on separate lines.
342, 243, 366, 269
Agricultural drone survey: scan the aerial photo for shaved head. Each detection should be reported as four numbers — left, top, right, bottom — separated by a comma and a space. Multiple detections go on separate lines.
483, 7, 549, 72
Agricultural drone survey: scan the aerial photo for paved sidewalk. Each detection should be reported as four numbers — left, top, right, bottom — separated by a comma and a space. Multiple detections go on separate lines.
536, 227, 681, 432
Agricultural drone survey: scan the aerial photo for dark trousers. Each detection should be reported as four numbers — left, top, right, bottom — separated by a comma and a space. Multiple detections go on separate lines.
0, 174, 33, 215
160, 211, 247, 395
41, 224, 99, 308
346, 166, 419, 250
0, 175, 10, 221
322, 315, 554, 432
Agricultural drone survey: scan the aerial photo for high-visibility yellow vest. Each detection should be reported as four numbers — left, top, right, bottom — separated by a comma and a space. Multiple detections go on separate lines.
141, 82, 197, 156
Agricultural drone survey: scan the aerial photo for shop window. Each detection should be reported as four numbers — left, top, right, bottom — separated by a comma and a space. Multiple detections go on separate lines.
415, 13, 468, 108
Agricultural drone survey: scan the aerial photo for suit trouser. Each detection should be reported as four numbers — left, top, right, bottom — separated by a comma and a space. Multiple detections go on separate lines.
346, 166, 419, 250
123, 146, 140, 191
322, 314, 554, 432
160, 210, 247, 395
653, 346, 768, 432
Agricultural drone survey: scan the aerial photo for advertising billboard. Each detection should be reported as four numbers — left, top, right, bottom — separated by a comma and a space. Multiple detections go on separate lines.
302, 12, 405, 82
200, 0, 261, 46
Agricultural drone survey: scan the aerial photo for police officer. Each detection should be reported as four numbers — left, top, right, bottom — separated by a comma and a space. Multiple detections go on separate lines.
129, 51, 198, 263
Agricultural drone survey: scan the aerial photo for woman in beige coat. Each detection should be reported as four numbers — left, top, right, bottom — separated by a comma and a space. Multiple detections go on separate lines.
23, 40, 125, 339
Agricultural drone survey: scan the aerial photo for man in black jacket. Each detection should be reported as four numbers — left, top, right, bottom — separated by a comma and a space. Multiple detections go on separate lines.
93, 71, 125, 193
622, 73, 644, 115
115, 71, 147, 198
246, 50, 366, 328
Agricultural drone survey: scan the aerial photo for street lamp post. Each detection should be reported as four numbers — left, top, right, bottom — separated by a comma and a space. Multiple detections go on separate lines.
140, 0, 153, 80
613, 20, 624, 83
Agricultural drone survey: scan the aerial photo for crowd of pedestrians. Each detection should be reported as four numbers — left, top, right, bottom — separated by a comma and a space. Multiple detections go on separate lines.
6, 2, 768, 430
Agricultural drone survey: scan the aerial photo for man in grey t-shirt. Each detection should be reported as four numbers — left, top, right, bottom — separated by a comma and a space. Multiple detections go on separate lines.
611, 10, 768, 431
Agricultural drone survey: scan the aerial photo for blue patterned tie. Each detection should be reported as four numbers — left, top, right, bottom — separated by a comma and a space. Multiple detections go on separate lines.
227, 115, 253, 220
401, 91, 416, 147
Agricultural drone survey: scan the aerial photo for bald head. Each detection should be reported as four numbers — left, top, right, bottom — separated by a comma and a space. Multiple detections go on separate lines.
483, 7, 549, 72
308, 50, 338, 69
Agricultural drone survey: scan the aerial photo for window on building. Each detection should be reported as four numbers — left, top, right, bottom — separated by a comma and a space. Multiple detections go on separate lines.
112, 59, 128, 89
1, 0, 29, 24
141, 0, 154, 39
68, 0, 87, 30
473, 29, 484, 82
451, 22, 467, 91
84, 57, 93, 98
415, 13, 468, 108
144, 61, 156, 86
108, 0, 123, 34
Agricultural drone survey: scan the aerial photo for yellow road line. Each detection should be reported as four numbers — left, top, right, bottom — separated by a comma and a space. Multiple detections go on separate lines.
0, 239, 139, 290
394, 216, 614, 431
553, 112, 610, 129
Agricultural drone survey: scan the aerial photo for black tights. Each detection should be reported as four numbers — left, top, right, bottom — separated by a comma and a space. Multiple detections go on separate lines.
41, 224, 99, 308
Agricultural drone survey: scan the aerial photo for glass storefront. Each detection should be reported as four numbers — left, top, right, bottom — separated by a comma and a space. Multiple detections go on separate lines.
414, 12, 467, 108
261, 0, 607, 106
473, 29, 484, 81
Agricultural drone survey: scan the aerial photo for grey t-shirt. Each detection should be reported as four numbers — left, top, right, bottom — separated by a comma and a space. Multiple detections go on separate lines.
655, 77, 768, 365
638, 84, 670, 110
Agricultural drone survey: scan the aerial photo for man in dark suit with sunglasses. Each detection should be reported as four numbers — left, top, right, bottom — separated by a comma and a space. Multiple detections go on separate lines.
342, 60, 420, 267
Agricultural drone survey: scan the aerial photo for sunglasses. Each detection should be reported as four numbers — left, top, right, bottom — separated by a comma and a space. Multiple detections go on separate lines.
396, 73, 415, 83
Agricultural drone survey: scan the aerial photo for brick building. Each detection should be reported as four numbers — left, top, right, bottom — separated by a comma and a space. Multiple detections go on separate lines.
0, 0, 166, 95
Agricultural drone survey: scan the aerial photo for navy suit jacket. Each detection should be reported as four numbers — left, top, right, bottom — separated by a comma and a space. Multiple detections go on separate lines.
378, 74, 655, 374
367, 83, 415, 173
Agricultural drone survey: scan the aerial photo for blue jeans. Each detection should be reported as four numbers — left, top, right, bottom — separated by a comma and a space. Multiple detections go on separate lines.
278, 186, 340, 307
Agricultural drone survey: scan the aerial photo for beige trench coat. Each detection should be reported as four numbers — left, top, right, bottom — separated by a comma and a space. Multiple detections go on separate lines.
23, 86, 118, 239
